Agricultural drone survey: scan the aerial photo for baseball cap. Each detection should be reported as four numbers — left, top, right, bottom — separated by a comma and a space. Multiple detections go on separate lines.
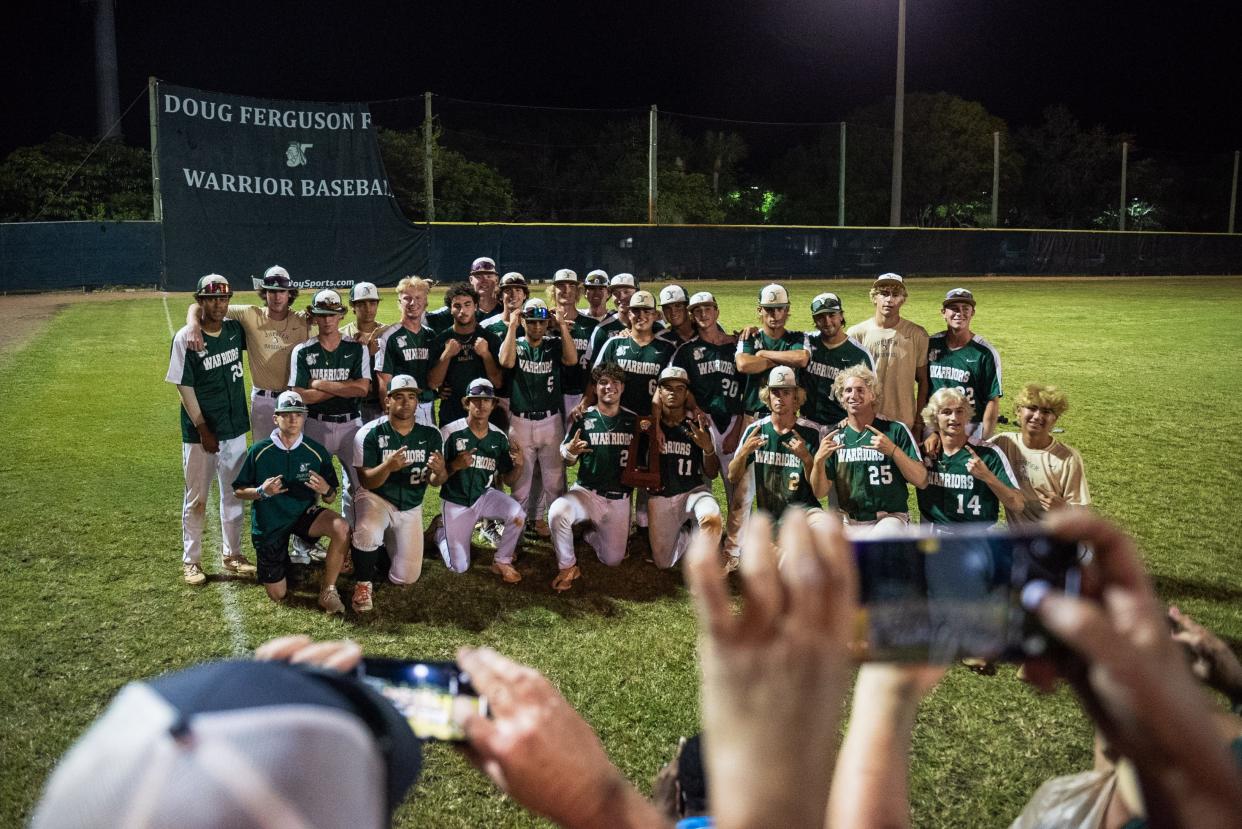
349, 282, 381, 303
659, 285, 689, 305
873, 272, 905, 288
275, 390, 308, 413
811, 292, 843, 317
758, 283, 790, 308
768, 366, 798, 389
254, 266, 297, 296
499, 272, 529, 291
309, 289, 347, 315
658, 366, 690, 385
194, 274, 232, 298
470, 257, 498, 275
629, 290, 657, 310
387, 374, 420, 394
688, 291, 717, 309
464, 379, 496, 399
609, 273, 637, 290
584, 269, 609, 287
942, 288, 976, 307
552, 268, 580, 284
29, 660, 421, 829
522, 298, 551, 320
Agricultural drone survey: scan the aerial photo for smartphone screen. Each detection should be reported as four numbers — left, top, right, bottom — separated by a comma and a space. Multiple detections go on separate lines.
851, 526, 1083, 663
356, 658, 487, 742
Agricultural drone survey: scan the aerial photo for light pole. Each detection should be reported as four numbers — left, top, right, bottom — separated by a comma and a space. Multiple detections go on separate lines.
888, 0, 906, 227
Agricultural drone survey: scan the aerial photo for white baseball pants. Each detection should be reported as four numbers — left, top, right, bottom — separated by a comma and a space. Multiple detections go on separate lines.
304, 416, 362, 525
843, 511, 911, 538
352, 493, 425, 585
562, 394, 583, 422
509, 413, 566, 523
647, 488, 722, 569
434, 489, 524, 573
549, 485, 632, 568
249, 388, 279, 437
710, 415, 748, 558
181, 435, 247, 565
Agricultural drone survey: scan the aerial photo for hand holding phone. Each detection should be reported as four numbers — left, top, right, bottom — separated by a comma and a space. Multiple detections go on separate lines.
356, 658, 486, 742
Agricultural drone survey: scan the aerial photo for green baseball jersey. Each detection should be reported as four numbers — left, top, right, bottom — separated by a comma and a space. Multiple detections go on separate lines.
917, 442, 1018, 526
563, 407, 638, 497
509, 336, 565, 415
800, 334, 875, 428
289, 337, 370, 418
823, 418, 922, 521
927, 334, 1003, 423
357, 417, 444, 511
439, 418, 514, 506
233, 432, 340, 537
166, 319, 249, 443
741, 416, 822, 517
562, 313, 599, 395
657, 417, 710, 496
593, 335, 676, 417
375, 324, 437, 402
737, 329, 805, 415
431, 327, 503, 425
672, 333, 743, 432
586, 313, 624, 363
482, 313, 521, 340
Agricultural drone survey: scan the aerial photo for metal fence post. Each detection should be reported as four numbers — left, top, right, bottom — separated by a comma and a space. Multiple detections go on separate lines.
148, 77, 161, 223
1229, 150, 1239, 234
423, 92, 435, 222
1119, 141, 1128, 231
991, 131, 1000, 226
648, 106, 658, 224
838, 122, 847, 226
889, 0, 906, 227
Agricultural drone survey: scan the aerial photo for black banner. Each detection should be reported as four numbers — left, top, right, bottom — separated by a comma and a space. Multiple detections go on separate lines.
155, 81, 428, 292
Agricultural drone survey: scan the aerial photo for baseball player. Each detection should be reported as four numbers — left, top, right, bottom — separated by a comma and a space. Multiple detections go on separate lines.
374, 276, 437, 426
987, 382, 1091, 525
481, 272, 530, 338
846, 273, 930, 434
586, 290, 676, 418
801, 292, 875, 435
735, 283, 808, 418
551, 268, 600, 421
426, 283, 504, 427
581, 269, 612, 320
183, 264, 310, 439
166, 274, 256, 585
426, 380, 526, 582
656, 284, 696, 346
499, 298, 578, 535
584, 273, 637, 362
916, 387, 1022, 530
672, 291, 745, 562
549, 363, 640, 591
288, 289, 371, 525
647, 367, 722, 568
341, 282, 389, 425
231, 390, 350, 613
351, 375, 448, 612
727, 366, 822, 523
809, 365, 928, 536
425, 256, 501, 333
926, 288, 1003, 440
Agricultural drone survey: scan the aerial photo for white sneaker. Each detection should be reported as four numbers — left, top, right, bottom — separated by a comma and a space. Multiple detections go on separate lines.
319, 586, 345, 614
352, 581, 374, 613
183, 562, 206, 586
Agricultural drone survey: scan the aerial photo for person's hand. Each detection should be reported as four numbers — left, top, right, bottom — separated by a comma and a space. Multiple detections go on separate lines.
1035, 488, 1069, 512
1169, 605, 1242, 700
686, 509, 858, 829
553, 308, 571, 330
305, 470, 331, 495
1028, 510, 1242, 827
426, 450, 446, 479
739, 431, 764, 458
254, 635, 362, 672
922, 431, 942, 462
569, 399, 590, 421
785, 434, 811, 464
384, 448, 414, 471
196, 422, 219, 454
186, 318, 205, 352
438, 384, 453, 401
866, 424, 897, 457
457, 647, 662, 829
964, 445, 995, 482
815, 429, 842, 462
450, 449, 475, 472
688, 418, 714, 453
442, 338, 462, 360
473, 337, 491, 358
566, 429, 591, 457
259, 475, 287, 497
508, 438, 524, 467
737, 325, 758, 340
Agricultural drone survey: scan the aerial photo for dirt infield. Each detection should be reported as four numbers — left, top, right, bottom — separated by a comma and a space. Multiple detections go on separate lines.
0, 290, 165, 356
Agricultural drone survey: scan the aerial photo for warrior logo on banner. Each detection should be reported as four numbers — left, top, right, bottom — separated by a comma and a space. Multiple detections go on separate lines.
286, 143, 313, 167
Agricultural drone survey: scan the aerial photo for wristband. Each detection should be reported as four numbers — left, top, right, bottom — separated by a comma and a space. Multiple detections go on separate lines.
258, 488, 270, 499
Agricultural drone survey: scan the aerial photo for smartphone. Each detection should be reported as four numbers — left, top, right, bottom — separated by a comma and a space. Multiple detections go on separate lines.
356, 658, 487, 742
851, 525, 1086, 663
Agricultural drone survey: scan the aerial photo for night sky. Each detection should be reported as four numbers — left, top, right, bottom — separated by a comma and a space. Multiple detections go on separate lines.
5, 1, 1239, 156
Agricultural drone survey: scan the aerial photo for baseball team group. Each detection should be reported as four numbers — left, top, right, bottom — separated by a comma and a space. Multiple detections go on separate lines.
167, 257, 1090, 614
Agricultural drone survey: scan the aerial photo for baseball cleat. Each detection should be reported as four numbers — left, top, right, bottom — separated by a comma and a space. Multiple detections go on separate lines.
534, 519, 551, 538
490, 562, 522, 583
352, 581, 374, 613
318, 586, 345, 614
222, 555, 257, 576
182, 562, 207, 586
551, 565, 581, 592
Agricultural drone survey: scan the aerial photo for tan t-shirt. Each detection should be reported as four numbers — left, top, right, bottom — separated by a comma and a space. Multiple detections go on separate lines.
226, 305, 312, 391
989, 433, 1090, 525
846, 317, 929, 431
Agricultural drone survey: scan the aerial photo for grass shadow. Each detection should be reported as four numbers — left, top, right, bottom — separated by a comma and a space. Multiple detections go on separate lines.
1151, 573, 1242, 605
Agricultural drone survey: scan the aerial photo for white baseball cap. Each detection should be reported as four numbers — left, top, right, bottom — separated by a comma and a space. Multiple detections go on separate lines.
521, 298, 551, 319
387, 374, 420, 394
688, 291, 716, 309
309, 289, 346, 315
767, 366, 798, 389
499, 272, 528, 290
810, 292, 843, 317
349, 282, 380, 303
470, 257, 498, 275
610, 273, 638, 290
464, 379, 497, 399
758, 283, 790, 308
552, 268, 579, 284
629, 290, 657, 310
275, 390, 308, 412
264, 265, 290, 281
874, 272, 905, 288
942, 287, 976, 307
658, 366, 690, 385
584, 269, 609, 287
659, 285, 689, 305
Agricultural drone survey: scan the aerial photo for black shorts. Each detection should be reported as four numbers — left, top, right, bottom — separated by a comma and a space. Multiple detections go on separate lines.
253, 506, 328, 584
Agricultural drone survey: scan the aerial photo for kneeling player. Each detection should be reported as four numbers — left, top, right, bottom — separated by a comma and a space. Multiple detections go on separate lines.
351, 375, 448, 612
429, 380, 526, 582
648, 367, 722, 568
232, 391, 351, 614
548, 364, 638, 591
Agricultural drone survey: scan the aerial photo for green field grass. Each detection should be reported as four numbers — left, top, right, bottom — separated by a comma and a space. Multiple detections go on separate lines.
1, 276, 1240, 828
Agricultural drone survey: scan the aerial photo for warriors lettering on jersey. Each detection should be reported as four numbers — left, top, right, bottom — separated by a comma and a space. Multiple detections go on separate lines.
836, 446, 886, 462
615, 358, 660, 375
929, 364, 972, 384
663, 440, 693, 457
200, 347, 241, 371
519, 358, 553, 373
926, 470, 975, 489
587, 431, 632, 447
754, 449, 803, 467
381, 447, 428, 465
805, 361, 845, 380
309, 367, 352, 381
